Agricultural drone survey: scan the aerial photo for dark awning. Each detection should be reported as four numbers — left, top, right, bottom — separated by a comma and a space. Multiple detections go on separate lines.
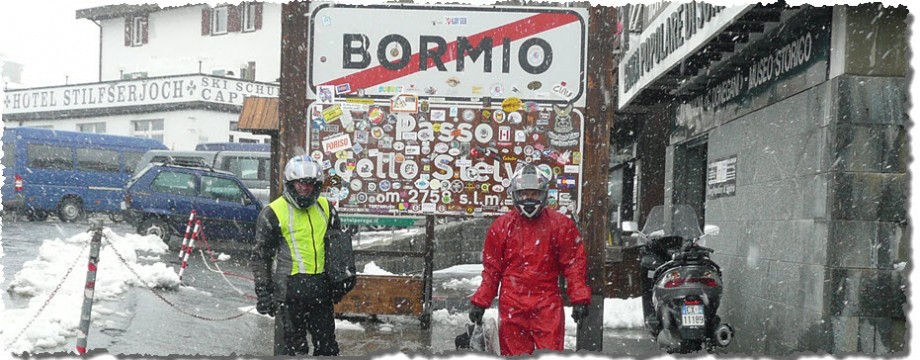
238, 97, 279, 135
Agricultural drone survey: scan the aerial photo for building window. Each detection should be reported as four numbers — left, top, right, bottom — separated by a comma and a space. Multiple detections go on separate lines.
133, 119, 164, 142
202, 3, 257, 36
133, 17, 147, 45
77, 122, 106, 133
230, 121, 239, 131
212, 6, 229, 35
125, 15, 148, 47
242, 2, 258, 32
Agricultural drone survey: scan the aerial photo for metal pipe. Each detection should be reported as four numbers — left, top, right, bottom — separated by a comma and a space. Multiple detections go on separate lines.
76, 220, 104, 354
93, 20, 102, 82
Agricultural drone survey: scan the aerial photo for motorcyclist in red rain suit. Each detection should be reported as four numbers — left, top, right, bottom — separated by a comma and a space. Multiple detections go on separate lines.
469, 163, 591, 356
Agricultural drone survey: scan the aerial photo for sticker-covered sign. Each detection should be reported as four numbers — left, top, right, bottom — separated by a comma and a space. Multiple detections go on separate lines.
309, 3, 588, 106
307, 102, 584, 217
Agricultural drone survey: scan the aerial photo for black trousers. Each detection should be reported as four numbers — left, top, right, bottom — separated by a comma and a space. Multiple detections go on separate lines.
273, 274, 340, 356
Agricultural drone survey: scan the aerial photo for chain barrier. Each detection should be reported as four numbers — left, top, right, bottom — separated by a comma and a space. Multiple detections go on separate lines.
198, 249, 257, 301
188, 218, 257, 301
100, 232, 252, 322
3, 224, 260, 352
4, 238, 89, 349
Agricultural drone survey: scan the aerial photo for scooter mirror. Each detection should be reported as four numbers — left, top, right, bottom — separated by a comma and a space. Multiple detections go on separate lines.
704, 224, 720, 236
621, 221, 639, 233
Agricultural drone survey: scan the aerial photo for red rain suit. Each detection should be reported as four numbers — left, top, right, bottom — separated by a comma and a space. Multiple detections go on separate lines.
470, 208, 591, 355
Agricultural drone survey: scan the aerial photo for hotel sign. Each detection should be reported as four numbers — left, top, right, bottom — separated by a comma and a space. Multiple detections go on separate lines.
618, 2, 753, 109
2, 75, 279, 115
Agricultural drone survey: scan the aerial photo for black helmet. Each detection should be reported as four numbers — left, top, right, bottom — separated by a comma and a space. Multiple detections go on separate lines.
509, 163, 550, 219
283, 155, 325, 209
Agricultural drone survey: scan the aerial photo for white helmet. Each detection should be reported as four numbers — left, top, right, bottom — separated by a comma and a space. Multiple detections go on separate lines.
283, 155, 325, 209
509, 163, 550, 219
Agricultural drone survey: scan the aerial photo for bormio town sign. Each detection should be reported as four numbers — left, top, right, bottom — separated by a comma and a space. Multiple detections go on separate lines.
306, 3, 589, 217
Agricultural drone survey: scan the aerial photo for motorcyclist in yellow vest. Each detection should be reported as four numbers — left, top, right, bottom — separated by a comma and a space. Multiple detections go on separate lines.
251, 155, 341, 356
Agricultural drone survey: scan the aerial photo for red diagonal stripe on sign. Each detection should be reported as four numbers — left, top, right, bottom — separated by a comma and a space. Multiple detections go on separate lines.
318, 12, 579, 91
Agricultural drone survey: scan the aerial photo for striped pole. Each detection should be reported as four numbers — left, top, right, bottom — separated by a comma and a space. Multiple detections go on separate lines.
179, 210, 197, 260
76, 220, 104, 355
178, 220, 201, 281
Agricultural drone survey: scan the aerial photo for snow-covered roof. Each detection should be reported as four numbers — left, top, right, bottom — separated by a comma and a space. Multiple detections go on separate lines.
75, 3, 210, 21
75, 4, 163, 20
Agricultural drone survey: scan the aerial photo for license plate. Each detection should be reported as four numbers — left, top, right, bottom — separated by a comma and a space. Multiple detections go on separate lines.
681, 304, 705, 327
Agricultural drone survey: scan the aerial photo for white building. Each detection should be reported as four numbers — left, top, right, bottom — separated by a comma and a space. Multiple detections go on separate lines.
2, 2, 281, 149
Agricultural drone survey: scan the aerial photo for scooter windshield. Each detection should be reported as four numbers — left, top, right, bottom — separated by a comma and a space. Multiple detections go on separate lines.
641, 204, 703, 241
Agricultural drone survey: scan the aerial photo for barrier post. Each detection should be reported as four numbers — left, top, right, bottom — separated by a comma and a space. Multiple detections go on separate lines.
178, 219, 201, 281
76, 220, 104, 355
179, 210, 197, 260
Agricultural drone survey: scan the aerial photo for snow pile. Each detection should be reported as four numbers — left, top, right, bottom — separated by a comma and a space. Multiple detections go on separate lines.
359, 261, 396, 275
353, 227, 424, 249
432, 298, 644, 330
431, 262, 645, 330
335, 319, 366, 332
434, 264, 483, 276
440, 276, 482, 290
431, 309, 469, 326
600, 298, 645, 329
1, 229, 177, 353
237, 305, 365, 332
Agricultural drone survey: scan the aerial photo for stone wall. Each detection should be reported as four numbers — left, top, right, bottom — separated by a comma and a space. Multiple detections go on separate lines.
354, 218, 492, 275
696, 75, 907, 354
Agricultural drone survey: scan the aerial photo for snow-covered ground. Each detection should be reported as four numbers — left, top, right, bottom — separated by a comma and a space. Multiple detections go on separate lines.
1, 226, 642, 356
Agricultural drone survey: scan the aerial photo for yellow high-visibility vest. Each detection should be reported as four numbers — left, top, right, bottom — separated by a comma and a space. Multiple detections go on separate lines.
269, 196, 330, 275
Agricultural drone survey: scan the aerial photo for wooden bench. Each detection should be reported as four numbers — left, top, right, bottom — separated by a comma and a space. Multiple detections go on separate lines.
333, 275, 425, 316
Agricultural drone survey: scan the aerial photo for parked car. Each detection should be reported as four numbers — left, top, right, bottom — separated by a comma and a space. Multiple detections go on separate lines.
134, 149, 271, 205
122, 162, 262, 246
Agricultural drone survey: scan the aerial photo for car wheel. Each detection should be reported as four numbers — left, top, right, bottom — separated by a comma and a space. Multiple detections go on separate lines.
343, 224, 360, 236
58, 198, 85, 222
366, 224, 388, 231
25, 209, 49, 222
140, 217, 173, 244
108, 212, 125, 223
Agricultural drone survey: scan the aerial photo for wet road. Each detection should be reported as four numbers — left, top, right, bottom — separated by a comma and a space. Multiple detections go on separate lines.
1, 216, 659, 356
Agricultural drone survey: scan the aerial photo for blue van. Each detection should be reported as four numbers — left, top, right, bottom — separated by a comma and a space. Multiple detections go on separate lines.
1, 127, 168, 222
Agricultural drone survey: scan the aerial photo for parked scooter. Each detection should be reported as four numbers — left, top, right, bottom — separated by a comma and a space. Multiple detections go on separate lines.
622, 204, 734, 353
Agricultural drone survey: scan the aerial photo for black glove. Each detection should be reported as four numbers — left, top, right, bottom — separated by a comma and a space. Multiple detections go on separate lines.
255, 284, 275, 316
572, 304, 588, 323
330, 277, 355, 304
469, 305, 486, 325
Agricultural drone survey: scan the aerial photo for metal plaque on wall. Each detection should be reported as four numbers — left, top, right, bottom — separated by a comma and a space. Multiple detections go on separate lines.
707, 155, 737, 199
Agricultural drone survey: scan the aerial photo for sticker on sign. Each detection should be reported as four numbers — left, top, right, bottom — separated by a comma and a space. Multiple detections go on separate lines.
309, 3, 588, 106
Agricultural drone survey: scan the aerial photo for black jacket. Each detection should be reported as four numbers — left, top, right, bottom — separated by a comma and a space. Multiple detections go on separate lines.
250, 199, 342, 303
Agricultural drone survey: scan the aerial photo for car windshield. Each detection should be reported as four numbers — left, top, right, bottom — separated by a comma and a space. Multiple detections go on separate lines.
641, 204, 703, 240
